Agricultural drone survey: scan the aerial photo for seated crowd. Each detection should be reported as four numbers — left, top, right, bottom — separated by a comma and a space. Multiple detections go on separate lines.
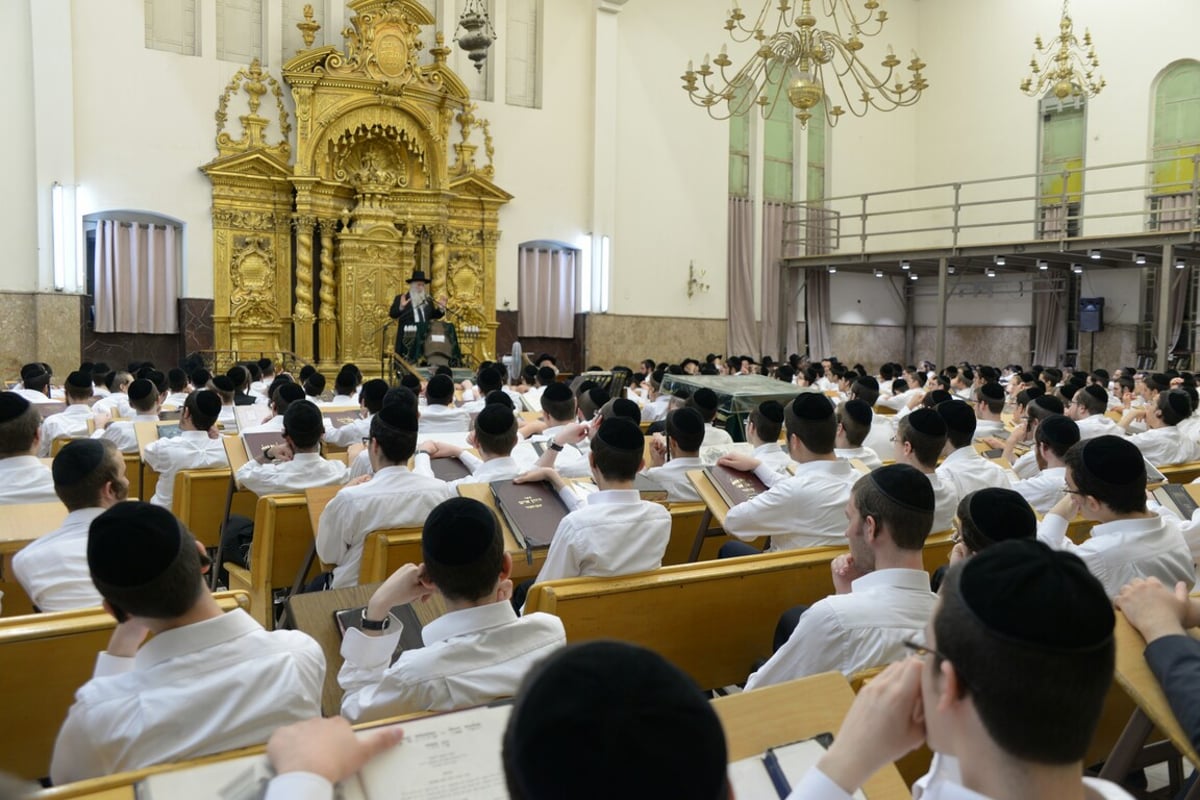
4, 351, 1200, 799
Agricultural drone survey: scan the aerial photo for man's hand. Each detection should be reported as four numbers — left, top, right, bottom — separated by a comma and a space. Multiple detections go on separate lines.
555, 423, 590, 447
717, 453, 761, 472
817, 657, 926, 794
948, 541, 970, 566
267, 717, 405, 784
831, 553, 868, 595
93, 411, 112, 431
649, 433, 668, 467
1116, 577, 1193, 643
399, 294, 411, 309
514, 466, 566, 491
367, 563, 435, 623
106, 617, 151, 658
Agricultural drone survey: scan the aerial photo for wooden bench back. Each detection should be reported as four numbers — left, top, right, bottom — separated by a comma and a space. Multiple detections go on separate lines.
0, 590, 250, 782
358, 527, 425, 584
661, 502, 764, 565
173, 469, 257, 549
226, 495, 317, 629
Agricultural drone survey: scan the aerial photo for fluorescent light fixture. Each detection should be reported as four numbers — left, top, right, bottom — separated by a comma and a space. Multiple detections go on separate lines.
828, 265, 837, 274
900, 260, 911, 270
1072, 263, 1083, 274
1134, 253, 1146, 265
986, 268, 996, 277
874, 269, 883, 278
1089, 249, 1101, 260
1176, 258, 1187, 270
909, 273, 918, 281
947, 264, 956, 274
994, 255, 1006, 266
577, 234, 593, 312
51, 182, 66, 291
1037, 260, 1048, 270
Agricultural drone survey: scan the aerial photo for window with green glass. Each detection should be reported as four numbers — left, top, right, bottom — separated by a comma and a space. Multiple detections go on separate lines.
763, 65, 796, 203
1152, 60, 1200, 195
729, 81, 752, 198
1039, 103, 1085, 205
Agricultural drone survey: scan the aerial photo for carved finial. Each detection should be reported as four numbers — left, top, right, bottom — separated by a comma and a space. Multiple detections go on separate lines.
457, 104, 478, 142
245, 58, 267, 114
297, 4, 321, 49
431, 32, 451, 65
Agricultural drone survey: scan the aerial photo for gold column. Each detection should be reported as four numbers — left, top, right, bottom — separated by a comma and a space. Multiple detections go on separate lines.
318, 218, 338, 366
293, 214, 317, 360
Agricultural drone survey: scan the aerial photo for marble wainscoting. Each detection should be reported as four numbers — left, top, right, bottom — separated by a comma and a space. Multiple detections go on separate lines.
829, 324, 908, 368
586, 315, 726, 369
180, 299, 215, 356
913, 326, 1032, 368
80, 297, 214, 372
1076, 325, 1139, 372
0, 292, 82, 379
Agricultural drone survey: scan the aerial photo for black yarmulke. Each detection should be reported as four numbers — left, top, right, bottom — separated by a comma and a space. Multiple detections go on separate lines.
907, 407, 947, 437
20, 363, 47, 381
980, 382, 1005, 401
128, 379, 155, 403
66, 371, 92, 390
936, 399, 976, 436
476, 404, 516, 436
485, 390, 515, 410
1038, 414, 1080, 448
376, 401, 419, 432
962, 488, 1037, 548
1166, 389, 1192, 420
225, 367, 247, 389
868, 463, 935, 514
1083, 384, 1108, 404
928, 389, 953, 406
0, 392, 31, 423
53, 439, 107, 486
603, 398, 642, 424
305, 373, 327, 394
1032, 395, 1065, 415
790, 392, 834, 421
856, 375, 880, 391
1078, 435, 1143, 486
758, 400, 785, 424
597, 417, 644, 452
282, 400, 324, 438
542, 382, 573, 403
1148, 373, 1171, 392
422, 497, 498, 566
841, 399, 872, 426
537, 366, 558, 386
692, 388, 719, 412
88, 502, 185, 589
193, 390, 221, 418
958, 539, 1114, 651
586, 387, 611, 409
210, 375, 234, 393
426, 374, 454, 400
667, 407, 705, 437
275, 383, 306, 404
503, 641, 727, 800
361, 379, 388, 406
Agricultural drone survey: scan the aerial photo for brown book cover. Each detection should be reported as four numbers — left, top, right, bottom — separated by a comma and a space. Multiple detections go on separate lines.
333, 604, 425, 661
634, 473, 669, 503
430, 457, 472, 482
490, 479, 570, 549
324, 409, 362, 429
242, 431, 287, 460
34, 402, 66, 420
706, 464, 768, 508
1155, 484, 1200, 520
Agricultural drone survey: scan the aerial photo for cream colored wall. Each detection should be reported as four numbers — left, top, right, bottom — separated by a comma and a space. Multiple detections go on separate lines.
1, 2, 38, 292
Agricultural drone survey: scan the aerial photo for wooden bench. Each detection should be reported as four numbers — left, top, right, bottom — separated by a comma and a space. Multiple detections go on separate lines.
1159, 461, 1200, 485
661, 502, 763, 565
225, 495, 319, 630
0, 501, 71, 617
0, 590, 250, 782
358, 527, 426, 584
172, 468, 257, 550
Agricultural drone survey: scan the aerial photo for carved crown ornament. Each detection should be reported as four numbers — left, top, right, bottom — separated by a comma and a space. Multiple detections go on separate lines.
215, 59, 292, 161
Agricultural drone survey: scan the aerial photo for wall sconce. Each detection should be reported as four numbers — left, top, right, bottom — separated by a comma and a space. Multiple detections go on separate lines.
687, 260, 710, 298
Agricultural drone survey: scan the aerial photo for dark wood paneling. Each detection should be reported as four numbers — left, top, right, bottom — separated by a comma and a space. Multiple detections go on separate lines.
495, 311, 587, 373
79, 297, 213, 371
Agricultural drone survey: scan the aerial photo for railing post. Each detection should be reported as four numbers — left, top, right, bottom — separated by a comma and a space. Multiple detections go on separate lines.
951, 184, 961, 248
1191, 153, 1200, 230
1061, 169, 1071, 239
859, 194, 868, 256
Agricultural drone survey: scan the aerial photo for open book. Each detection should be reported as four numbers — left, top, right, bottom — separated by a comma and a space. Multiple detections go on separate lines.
727, 734, 866, 799
135, 703, 513, 800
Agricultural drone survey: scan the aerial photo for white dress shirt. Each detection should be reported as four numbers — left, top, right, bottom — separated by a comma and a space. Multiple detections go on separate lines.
642, 456, 706, 502
640, 394, 670, 423
862, 416, 896, 457
702, 425, 734, 446
38, 404, 94, 456
927, 470, 959, 534
972, 418, 1007, 438
14, 387, 57, 404
414, 453, 522, 488
92, 392, 132, 419
535, 489, 671, 584
142, 430, 229, 510
879, 388, 923, 411
338, 601, 566, 722
241, 415, 285, 434
1075, 413, 1121, 440
1038, 513, 1196, 598
418, 403, 472, 433
316, 465, 454, 588
746, 568, 936, 689
50, 609, 325, 784
753, 442, 794, 474
0, 455, 58, 504
323, 412, 372, 447
162, 391, 190, 410
935, 446, 1013, 497
835, 445, 882, 470
235, 452, 348, 496
1011, 465, 1067, 515
789, 762, 1133, 800
1128, 426, 1200, 466
94, 413, 160, 453
1010, 449, 1039, 480
12, 507, 104, 612
724, 460, 857, 551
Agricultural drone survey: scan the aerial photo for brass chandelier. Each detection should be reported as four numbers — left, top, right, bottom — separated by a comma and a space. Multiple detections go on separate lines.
681, 0, 928, 128
1020, 0, 1104, 102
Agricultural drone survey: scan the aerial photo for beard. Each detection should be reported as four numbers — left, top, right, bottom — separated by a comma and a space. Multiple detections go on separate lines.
409, 286, 427, 305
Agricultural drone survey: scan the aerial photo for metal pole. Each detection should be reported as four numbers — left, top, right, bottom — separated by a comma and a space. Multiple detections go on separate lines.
936, 257, 948, 369
1158, 243, 1174, 370
904, 281, 916, 365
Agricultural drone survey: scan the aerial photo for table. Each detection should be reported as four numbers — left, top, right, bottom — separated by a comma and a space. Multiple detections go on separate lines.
661, 374, 806, 440
686, 468, 732, 562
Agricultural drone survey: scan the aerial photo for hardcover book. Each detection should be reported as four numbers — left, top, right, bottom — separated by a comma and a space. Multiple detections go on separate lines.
490, 479, 570, 549
430, 457, 473, 483
706, 464, 768, 508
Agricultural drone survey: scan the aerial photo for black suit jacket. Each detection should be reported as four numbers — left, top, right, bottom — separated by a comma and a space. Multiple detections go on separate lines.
389, 292, 445, 327
1145, 634, 1200, 755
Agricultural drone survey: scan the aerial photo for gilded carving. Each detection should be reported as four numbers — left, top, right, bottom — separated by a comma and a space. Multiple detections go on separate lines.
215, 59, 292, 161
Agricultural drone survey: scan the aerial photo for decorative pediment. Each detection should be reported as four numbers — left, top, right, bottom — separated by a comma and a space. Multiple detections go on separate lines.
214, 59, 292, 161
323, 0, 431, 86
449, 172, 515, 203
200, 149, 293, 181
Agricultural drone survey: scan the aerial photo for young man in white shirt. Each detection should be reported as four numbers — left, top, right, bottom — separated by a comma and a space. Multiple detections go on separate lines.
642, 407, 707, 502
14, 362, 58, 404
316, 402, 453, 589
972, 382, 1008, 439
161, 368, 191, 410
141, 390, 228, 510
416, 373, 470, 433
38, 371, 96, 456
92, 370, 133, 419
93, 378, 161, 453
338, 497, 565, 722
688, 387, 733, 446
1038, 435, 1196, 597
1066, 382, 1119, 440
893, 409, 959, 534
50, 502, 324, 784
834, 399, 883, 470
13, 439, 128, 612
746, 463, 938, 689
639, 370, 671, 423
1122, 389, 1200, 466
935, 399, 1013, 496
849, 376, 895, 456
323, 378, 388, 447
415, 403, 524, 489
743, 400, 793, 473
1010, 414, 1079, 515
0, 392, 58, 504
207, 374, 238, 428
234, 400, 348, 496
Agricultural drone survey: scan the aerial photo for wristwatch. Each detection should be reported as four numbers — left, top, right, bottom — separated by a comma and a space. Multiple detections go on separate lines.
548, 441, 565, 452
360, 610, 391, 631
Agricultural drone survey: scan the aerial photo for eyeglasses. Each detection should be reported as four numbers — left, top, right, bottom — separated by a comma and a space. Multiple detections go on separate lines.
903, 639, 946, 661
1062, 486, 1086, 496
361, 437, 371, 446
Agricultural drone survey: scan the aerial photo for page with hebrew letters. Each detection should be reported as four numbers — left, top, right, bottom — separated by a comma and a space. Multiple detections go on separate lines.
726, 736, 866, 800
356, 704, 512, 800
135, 754, 274, 800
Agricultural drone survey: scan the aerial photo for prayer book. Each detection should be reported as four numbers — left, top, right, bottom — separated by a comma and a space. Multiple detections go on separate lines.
430, 456, 472, 482
634, 473, 669, 503
242, 431, 287, 461
706, 464, 768, 508
490, 479, 570, 549
324, 408, 362, 429
727, 734, 865, 800
1153, 483, 1200, 521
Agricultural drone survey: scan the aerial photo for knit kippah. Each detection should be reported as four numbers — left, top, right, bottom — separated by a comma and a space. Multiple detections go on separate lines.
476, 404, 516, 436
376, 401, 418, 432
790, 392, 834, 422
193, 390, 221, 418
66, 371, 92, 390
88, 502, 187, 591
128, 379, 155, 403
867, 463, 935, 514
422, 497, 497, 566
961, 488, 1037, 549
980, 382, 1005, 401
53, 439, 107, 486
0, 392, 31, 423
1083, 384, 1108, 404
907, 407, 947, 437
692, 388, 719, 412
596, 417, 643, 452
758, 400, 785, 424
841, 398, 872, 426
958, 539, 1114, 651
542, 382, 573, 403
1037, 414, 1080, 449
1077, 435, 1143, 486
936, 399, 976, 436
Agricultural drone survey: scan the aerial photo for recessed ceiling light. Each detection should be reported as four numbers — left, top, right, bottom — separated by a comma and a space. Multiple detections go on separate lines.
900, 260, 911, 270
828, 265, 837, 274
1089, 249, 1101, 260
1176, 258, 1186, 270
1134, 253, 1146, 265
909, 273, 918, 281
986, 268, 996, 278
994, 255, 1006, 266
1037, 260, 1048, 270
874, 269, 883, 278
1072, 263, 1083, 274
947, 264, 956, 274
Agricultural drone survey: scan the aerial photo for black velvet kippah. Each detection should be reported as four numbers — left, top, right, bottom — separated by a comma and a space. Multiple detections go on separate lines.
53, 439, 107, 486
305, 373, 326, 394
376, 401, 419, 432
1083, 384, 1108, 404
1166, 389, 1192, 419
211, 375, 234, 393
0, 392, 31, 423
88, 502, 185, 589
907, 407, 946, 437
791, 392, 834, 421
856, 376, 880, 391
283, 400, 324, 437
66, 371, 92, 390
603, 398, 642, 424
426, 374, 454, 400
1032, 395, 1065, 415
224, 367, 247, 389
275, 383, 305, 404
1079, 435, 1143, 486
542, 382, 573, 403
963, 488, 1037, 547
476, 404, 516, 436
1148, 373, 1171, 392
980, 382, 1005, 401
668, 407, 705, 437
361, 379, 388, 405
503, 641, 727, 800
692, 388, 718, 412
936, 399, 976, 435
422, 497, 497, 566
868, 463, 935, 514
586, 387, 611, 409
193, 389, 221, 418
128, 379, 154, 403
928, 389, 952, 406
597, 417, 643, 452
20, 363, 47, 381
841, 399, 872, 426
958, 539, 1114, 651
1037, 414, 1080, 448
758, 400, 785, 424
485, 390, 515, 410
